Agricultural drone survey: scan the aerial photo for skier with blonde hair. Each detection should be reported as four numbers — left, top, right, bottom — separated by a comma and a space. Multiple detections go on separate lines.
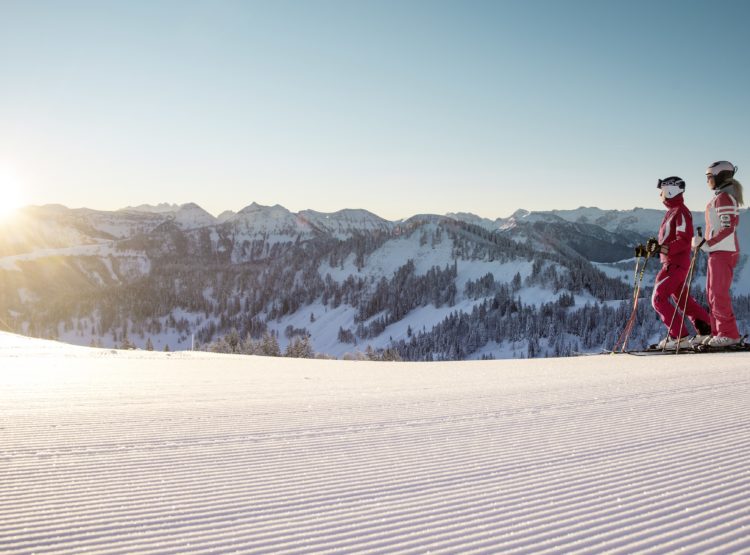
692, 160, 745, 348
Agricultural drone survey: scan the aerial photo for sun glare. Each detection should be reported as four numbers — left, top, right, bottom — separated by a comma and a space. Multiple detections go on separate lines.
0, 164, 27, 220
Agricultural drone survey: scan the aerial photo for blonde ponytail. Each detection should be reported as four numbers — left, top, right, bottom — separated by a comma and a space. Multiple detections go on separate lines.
724, 178, 744, 207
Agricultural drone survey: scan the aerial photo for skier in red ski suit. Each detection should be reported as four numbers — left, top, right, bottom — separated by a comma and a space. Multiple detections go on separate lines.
649, 176, 711, 350
692, 161, 745, 348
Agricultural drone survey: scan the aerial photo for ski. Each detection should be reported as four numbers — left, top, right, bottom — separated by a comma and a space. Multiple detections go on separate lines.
586, 335, 750, 356
575, 348, 696, 357
626, 348, 699, 356
571, 349, 613, 357
693, 335, 750, 354
627, 337, 750, 356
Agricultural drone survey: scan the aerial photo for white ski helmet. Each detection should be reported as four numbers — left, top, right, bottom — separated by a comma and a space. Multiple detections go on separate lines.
706, 160, 737, 178
657, 176, 685, 198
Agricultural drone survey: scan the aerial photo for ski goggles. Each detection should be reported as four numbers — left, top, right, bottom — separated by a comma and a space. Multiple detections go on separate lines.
656, 177, 685, 188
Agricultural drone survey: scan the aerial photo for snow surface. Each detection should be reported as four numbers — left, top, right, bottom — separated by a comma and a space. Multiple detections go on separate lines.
267, 300, 492, 358
2, 331, 749, 554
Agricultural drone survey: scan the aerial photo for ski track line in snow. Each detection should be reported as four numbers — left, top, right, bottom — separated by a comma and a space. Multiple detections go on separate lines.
0, 364, 748, 555
2, 440, 748, 548
7, 440, 750, 552
2, 408, 748, 552
1, 342, 750, 554
3, 426, 745, 538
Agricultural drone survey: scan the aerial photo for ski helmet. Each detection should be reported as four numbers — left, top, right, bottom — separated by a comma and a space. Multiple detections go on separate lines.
656, 176, 685, 198
706, 160, 737, 185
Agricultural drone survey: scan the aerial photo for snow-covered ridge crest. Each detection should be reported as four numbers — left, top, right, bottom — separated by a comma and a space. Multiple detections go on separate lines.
538, 206, 664, 235
119, 202, 217, 229
120, 202, 182, 214
169, 203, 217, 228
299, 208, 393, 236
227, 202, 314, 235
449, 207, 667, 235
25, 201, 706, 240
224, 203, 395, 238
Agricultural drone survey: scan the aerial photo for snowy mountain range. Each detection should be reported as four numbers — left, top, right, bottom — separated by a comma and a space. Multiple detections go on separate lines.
449, 206, 665, 236
1, 202, 748, 358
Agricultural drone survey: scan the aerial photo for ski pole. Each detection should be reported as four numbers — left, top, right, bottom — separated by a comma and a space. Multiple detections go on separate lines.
630, 249, 643, 302
621, 251, 651, 352
660, 227, 703, 353
660, 271, 684, 353
612, 251, 643, 352
615, 252, 645, 352
674, 227, 703, 354
613, 247, 651, 353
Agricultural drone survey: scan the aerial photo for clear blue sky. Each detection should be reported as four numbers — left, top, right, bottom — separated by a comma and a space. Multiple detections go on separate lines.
1, 0, 749, 219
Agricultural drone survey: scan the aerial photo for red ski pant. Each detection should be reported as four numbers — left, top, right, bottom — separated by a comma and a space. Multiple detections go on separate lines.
651, 262, 710, 339
706, 251, 740, 339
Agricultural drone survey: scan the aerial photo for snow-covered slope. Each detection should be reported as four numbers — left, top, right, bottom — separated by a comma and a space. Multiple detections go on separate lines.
1, 332, 748, 554
216, 210, 236, 223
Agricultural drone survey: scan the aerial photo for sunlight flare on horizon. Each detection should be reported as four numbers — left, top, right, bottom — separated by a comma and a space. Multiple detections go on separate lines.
0, 163, 27, 220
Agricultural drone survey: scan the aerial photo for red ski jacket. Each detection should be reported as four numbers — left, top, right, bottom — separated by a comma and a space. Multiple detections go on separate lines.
658, 195, 693, 266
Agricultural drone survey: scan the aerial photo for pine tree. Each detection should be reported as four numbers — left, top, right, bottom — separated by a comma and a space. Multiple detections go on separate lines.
259, 332, 281, 357
380, 348, 402, 361
285, 336, 315, 358
226, 328, 241, 353
120, 336, 135, 350
241, 335, 258, 355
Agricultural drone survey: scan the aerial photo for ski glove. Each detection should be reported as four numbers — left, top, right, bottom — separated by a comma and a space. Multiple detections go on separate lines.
646, 237, 661, 255
691, 236, 707, 251
634, 244, 648, 257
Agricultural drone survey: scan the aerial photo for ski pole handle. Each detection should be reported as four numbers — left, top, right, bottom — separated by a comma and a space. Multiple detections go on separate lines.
692, 226, 706, 251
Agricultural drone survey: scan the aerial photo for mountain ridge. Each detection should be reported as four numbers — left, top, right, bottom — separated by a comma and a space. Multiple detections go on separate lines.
1, 201, 748, 359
